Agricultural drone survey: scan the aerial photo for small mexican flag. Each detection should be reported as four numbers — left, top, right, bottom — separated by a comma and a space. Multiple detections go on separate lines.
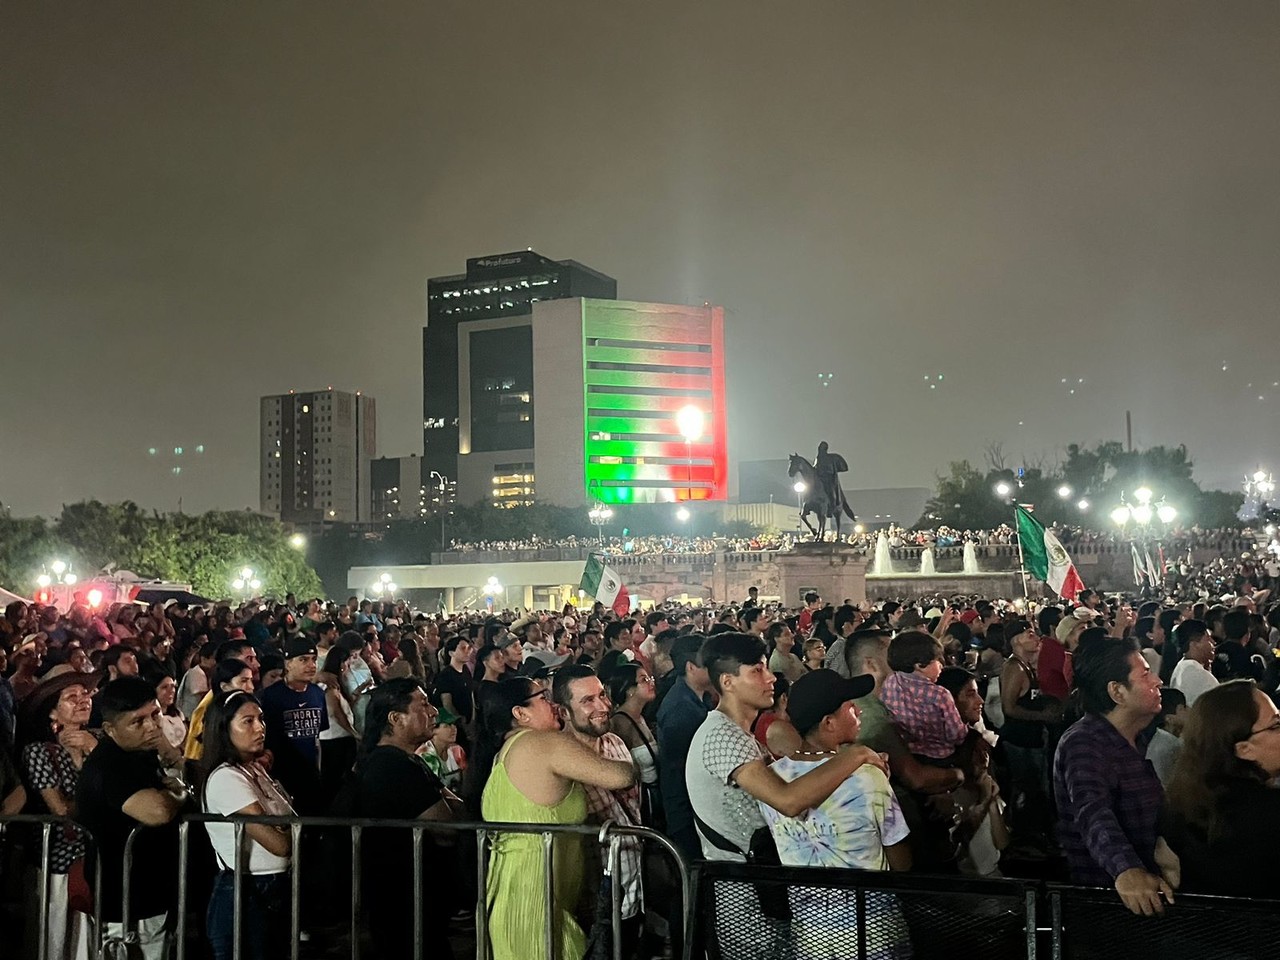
580, 554, 631, 615
1015, 505, 1085, 600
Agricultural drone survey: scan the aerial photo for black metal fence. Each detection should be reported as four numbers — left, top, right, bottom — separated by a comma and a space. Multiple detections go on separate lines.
1047, 883, 1280, 960
8, 811, 1280, 960
693, 861, 1037, 960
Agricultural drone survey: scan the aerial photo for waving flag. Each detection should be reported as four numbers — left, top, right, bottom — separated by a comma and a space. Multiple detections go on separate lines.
1016, 506, 1085, 600
580, 554, 631, 615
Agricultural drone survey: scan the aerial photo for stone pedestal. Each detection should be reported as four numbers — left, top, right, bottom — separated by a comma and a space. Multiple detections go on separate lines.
775, 543, 868, 607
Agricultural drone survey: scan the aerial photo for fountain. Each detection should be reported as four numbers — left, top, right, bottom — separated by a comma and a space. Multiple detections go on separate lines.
919, 547, 936, 576
872, 533, 895, 576
963, 541, 980, 575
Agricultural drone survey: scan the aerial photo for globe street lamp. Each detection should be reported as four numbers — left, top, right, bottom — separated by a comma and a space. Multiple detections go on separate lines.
370, 572, 397, 598
994, 481, 1012, 499
588, 504, 613, 546
1057, 485, 1072, 500
36, 560, 78, 602
1111, 489, 1177, 595
483, 576, 504, 610
676, 507, 691, 523
232, 567, 262, 597
289, 533, 306, 550
1245, 468, 1276, 520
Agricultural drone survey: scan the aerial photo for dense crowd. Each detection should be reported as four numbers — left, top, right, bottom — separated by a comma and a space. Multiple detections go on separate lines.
444, 523, 1272, 558
2, 564, 1280, 959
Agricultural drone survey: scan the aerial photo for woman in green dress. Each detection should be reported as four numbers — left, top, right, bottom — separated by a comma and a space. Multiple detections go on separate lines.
480, 676, 636, 960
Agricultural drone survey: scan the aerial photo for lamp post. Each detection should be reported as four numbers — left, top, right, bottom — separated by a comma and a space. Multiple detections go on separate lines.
588, 504, 613, 546
430, 471, 451, 548
1245, 468, 1276, 520
993, 480, 1030, 598
370, 572, 397, 600
1111, 487, 1177, 595
232, 566, 262, 599
35, 560, 78, 605
675, 405, 704, 506
288, 533, 306, 551
483, 576, 503, 611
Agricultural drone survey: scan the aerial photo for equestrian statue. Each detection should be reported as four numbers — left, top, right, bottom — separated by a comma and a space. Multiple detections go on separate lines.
788, 441, 856, 541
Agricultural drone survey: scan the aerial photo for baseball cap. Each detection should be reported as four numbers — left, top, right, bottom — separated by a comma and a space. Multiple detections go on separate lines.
283, 637, 318, 659
787, 669, 875, 735
494, 632, 521, 649
435, 706, 460, 726
520, 649, 571, 677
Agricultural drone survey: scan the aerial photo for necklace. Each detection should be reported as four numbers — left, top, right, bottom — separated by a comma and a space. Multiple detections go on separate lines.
792, 748, 840, 758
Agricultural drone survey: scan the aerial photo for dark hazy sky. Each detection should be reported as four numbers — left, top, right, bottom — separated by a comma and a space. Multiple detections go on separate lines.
4, 1, 1279, 518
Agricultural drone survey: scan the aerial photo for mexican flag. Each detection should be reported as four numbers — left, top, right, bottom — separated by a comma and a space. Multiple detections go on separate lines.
1015, 505, 1085, 600
580, 554, 631, 615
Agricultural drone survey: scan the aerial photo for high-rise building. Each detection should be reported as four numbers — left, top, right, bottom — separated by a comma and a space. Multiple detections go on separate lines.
422, 251, 617, 493
370, 454, 456, 521
260, 389, 376, 523
439, 295, 729, 508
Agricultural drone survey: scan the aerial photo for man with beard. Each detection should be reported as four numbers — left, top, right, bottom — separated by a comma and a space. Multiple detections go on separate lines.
553, 665, 644, 956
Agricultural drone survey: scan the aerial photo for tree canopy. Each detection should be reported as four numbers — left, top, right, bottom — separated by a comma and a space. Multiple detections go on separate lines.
0, 502, 323, 600
920, 443, 1245, 530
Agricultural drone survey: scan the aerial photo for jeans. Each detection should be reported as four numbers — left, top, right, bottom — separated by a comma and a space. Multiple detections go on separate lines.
206, 871, 289, 960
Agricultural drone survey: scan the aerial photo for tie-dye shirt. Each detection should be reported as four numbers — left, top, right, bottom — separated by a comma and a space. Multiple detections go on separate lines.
759, 758, 912, 960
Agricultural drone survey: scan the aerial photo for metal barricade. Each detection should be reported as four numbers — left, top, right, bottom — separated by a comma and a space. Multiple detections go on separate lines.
1047, 883, 1280, 960
118, 813, 693, 960
0, 813, 103, 960
692, 861, 1038, 960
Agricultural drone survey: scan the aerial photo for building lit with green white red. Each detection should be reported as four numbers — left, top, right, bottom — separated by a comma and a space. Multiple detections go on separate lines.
422, 251, 728, 508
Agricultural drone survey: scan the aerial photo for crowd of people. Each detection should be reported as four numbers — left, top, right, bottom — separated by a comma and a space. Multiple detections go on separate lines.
1, 565, 1280, 958
443, 523, 1273, 560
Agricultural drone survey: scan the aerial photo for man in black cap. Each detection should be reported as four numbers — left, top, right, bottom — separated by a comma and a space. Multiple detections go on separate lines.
756, 669, 912, 954
259, 636, 328, 812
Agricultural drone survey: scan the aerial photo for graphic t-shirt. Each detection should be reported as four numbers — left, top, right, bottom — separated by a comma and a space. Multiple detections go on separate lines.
685, 710, 768, 861
260, 682, 328, 768
760, 757, 911, 959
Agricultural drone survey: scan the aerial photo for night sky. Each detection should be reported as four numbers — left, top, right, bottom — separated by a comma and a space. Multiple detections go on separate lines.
4, 2, 1279, 518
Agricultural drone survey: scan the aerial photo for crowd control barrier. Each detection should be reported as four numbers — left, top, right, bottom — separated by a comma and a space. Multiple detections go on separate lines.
120, 814, 691, 960
0, 814, 104, 960
1047, 883, 1280, 960
693, 860, 1039, 960
13, 808, 1280, 960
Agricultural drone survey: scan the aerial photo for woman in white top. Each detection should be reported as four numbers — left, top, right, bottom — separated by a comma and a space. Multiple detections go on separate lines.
317, 645, 360, 802
608, 662, 662, 824
201, 691, 295, 960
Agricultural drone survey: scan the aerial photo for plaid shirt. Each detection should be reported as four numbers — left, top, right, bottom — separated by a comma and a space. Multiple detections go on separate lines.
581, 732, 644, 918
1053, 713, 1161, 886
879, 670, 968, 759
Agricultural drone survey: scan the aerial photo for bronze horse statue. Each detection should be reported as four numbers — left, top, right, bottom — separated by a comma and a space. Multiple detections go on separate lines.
788, 452, 856, 541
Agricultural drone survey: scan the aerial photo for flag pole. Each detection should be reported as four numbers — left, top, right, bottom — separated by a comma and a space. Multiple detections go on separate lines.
1013, 504, 1031, 600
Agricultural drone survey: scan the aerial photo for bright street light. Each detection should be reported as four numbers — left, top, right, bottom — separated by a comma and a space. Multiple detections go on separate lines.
675, 405, 704, 442
289, 533, 306, 550
994, 482, 1012, 498
1057, 485, 1072, 499
793, 481, 807, 494
1133, 487, 1153, 505
36, 573, 51, 588
63, 573, 77, 585
51, 560, 67, 576
240, 567, 254, 581
1110, 506, 1131, 527
1132, 504, 1154, 525
1077, 499, 1090, 511
1157, 504, 1178, 525
676, 507, 691, 522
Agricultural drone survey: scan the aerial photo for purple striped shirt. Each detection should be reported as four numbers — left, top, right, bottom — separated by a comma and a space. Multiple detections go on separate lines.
1053, 713, 1162, 886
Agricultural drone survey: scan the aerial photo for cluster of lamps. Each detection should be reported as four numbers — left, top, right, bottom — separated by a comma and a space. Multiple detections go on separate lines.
1110, 487, 1177, 529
